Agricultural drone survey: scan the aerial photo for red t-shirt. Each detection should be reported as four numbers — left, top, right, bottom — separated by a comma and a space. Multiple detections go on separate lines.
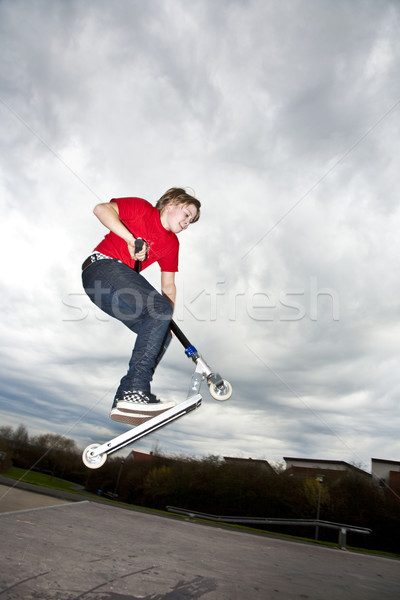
94, 197, 179, 272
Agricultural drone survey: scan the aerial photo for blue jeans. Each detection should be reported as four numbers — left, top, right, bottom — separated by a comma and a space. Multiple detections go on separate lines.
82, 259, 173, 403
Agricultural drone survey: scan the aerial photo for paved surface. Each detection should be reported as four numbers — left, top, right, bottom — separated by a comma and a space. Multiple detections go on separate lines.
0, 481, 400, 599
0, 483, 72, 513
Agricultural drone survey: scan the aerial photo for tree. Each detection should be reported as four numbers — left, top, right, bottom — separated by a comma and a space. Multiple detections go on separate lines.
302, 478, 331, 518
0, 437, 12, 473
30, 433, 78, 453
29, 433, 80, 478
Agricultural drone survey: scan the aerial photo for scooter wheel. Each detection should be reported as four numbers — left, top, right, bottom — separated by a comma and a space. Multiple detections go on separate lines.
82, 444, 107, 469
208, 379, 232, 401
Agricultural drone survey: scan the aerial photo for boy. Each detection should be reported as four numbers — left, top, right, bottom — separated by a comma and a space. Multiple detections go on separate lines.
82, 187, 201, 426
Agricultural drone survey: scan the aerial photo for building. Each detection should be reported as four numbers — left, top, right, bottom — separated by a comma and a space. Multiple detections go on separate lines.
131, 450, 155, 462
371, 458, 400, 493
283, 457, 370, 480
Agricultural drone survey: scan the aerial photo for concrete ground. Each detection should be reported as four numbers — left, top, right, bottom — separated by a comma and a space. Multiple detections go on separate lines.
0, 483, 72, 513
0, 481, 399, 600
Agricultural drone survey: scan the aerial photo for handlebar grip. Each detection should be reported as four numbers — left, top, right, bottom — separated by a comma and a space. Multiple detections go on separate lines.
134, 238, 147, 273
135, 238, 145, 253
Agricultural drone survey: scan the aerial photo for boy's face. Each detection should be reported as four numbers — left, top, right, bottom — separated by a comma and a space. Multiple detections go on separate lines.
162, 202, 198, 233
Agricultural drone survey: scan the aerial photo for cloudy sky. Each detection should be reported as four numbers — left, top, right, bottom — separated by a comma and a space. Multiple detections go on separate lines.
0, 0, 399, 471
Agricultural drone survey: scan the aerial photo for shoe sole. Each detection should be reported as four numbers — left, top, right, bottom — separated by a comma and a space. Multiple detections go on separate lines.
110, 408, 156, 426
116, 400, 176, 414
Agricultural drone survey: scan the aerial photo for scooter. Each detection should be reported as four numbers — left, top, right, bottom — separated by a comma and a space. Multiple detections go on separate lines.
82, 319, 232, 469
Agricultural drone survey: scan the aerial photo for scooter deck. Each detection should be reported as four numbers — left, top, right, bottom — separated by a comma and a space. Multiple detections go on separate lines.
83, 394, 202, 467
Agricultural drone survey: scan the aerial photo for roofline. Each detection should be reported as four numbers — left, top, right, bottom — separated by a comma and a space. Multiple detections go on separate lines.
284, 457, 351, 466
224, 456, 271, 463
371, 458, 400, 466
283, 457, 368, 475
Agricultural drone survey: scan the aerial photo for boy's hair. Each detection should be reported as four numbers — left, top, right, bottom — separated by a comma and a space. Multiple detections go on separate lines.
156, 187, 201, 223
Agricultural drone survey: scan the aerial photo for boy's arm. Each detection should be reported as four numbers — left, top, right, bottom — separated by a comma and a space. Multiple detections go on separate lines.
161, 272, 176, 310
93, 202, 146, 261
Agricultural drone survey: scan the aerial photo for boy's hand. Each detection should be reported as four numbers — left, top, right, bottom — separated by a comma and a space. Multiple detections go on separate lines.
128, 237, 148, 262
